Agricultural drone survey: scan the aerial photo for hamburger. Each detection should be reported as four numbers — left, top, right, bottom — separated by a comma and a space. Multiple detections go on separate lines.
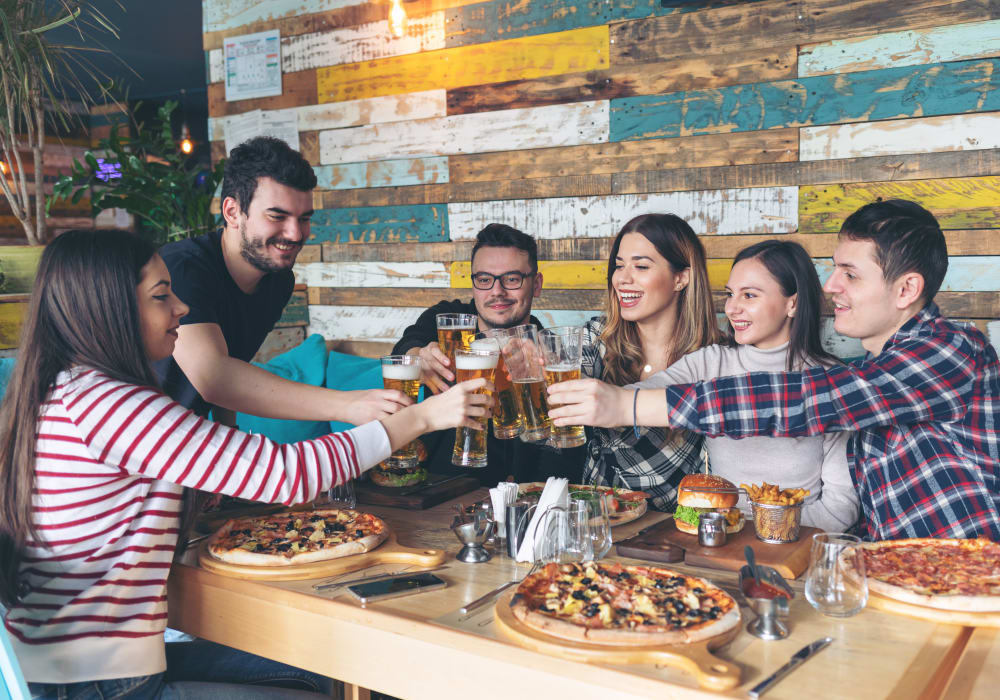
369, 462, 427, 488
673, 474, 744, 535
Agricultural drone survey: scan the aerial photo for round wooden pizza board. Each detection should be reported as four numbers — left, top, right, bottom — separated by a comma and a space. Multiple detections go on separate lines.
866, 589, 1000, 628
493, 590, 741, 691
198, 529, 445, 582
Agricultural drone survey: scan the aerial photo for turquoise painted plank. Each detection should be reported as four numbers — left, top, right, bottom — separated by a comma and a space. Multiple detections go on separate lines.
313, 157, 449, 191
799, 19, 1000, 76
533, 309, 597, 329
611, 59, 1000, 142
203, 0, 355, 34
309, 204, 449, 244
814, 257, 1000, 293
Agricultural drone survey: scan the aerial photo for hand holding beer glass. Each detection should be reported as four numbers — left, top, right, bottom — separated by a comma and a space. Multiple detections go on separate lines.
539, 326, 587, 448
381, 355, 422, 469
451, 347, 498, 468
504, 325, 552, 443
477, 330, 523, 440
434, 313, 477, 388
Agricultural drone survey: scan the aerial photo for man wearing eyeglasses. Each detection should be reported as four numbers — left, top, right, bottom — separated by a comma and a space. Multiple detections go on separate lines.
393, 223, 581, 483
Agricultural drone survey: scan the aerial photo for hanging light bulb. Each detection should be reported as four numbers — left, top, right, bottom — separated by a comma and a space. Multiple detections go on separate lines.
179, 123, 194, 155
0, 160, 7, 175
389, 0, 407, 39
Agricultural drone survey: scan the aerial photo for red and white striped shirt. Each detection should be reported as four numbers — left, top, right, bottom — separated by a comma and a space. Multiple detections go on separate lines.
6, 367, 389, 683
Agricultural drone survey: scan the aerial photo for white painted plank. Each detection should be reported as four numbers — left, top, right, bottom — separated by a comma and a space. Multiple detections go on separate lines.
800, 113, 1000, 161
814, 257, 1000, 293
307, 305, 421, 342
208, 90, 447, 142
799, 19, 1000, 76
819, 318, 866, 359
294, 262, 450, 288
447, 187, 798, 239
319, 101, 610, 165
209, 48, 224, 84
314, 157, 449, 190
988, 320, 999, 352
204, 0, 358, 34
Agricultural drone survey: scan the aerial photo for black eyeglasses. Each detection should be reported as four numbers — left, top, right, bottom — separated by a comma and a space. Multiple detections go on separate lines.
471, 271, 535, 291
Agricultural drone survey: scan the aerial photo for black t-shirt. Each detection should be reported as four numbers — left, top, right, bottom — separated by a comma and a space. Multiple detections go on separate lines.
154, 230, 294, 416
392, 298, 584, 485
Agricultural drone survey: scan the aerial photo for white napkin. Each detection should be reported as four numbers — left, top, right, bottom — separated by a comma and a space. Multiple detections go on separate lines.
516, 477, 569, 562
489, 482, 518, 531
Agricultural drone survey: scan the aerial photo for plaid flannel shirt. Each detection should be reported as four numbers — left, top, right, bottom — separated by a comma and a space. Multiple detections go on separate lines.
664, 304, 1000, 541
581, 319, 703, 511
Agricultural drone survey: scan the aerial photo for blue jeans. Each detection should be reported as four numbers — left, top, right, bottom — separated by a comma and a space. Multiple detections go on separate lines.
28, 640, 332, 699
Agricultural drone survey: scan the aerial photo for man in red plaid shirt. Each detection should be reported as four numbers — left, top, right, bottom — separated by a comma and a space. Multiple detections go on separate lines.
550, 200, 1000, 541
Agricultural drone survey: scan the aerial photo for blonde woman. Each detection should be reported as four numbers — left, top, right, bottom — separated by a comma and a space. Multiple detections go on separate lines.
580, 214, 721, 510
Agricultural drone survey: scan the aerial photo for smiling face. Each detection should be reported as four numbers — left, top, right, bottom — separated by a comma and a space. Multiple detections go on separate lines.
225, 176, 314, 274
470, 245, 542, 329
724, 257, 796, 349
612, 232, 689, 324
137, 255, 189, 362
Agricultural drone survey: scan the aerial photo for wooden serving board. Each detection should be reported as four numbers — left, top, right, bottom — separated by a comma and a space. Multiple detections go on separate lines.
615, 518, 821, 579
866, 590, 1000, 628
198, 529, 445, 582
356, 472, 480, 510
493, 591, 741, 691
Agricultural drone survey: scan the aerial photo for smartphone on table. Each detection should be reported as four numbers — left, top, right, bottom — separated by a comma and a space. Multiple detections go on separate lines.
347, 572, 447, 605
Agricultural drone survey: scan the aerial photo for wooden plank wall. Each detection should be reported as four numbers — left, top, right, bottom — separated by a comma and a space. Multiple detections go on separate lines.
203, 0, 1000, 358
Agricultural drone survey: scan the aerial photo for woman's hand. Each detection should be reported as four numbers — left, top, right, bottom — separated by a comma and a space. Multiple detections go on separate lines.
417, 377, 494, 432
546, 378, 632, 428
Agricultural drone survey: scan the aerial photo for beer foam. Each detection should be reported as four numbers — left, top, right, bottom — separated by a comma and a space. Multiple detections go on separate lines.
382, 363, 421, 380
455, 353, 498, 370
470, 338, 502, 352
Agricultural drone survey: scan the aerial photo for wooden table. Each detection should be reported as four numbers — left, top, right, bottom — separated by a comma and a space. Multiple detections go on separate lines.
941, 628, 1000, 699
167, 490, 970, 700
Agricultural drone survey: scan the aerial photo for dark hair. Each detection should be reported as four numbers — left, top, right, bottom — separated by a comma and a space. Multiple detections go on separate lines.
220, 136, 317, 214
0, 229, 160, 606
839, 199, 948, 304
730, 240, 840, 371
470, 223, 538, 273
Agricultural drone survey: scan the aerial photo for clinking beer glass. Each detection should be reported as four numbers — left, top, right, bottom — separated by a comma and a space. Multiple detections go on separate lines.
539, 326, 587, 448
475, 330, 523, 440
381, 355, 421, 469
436, 313, 477, 385
505, 324, 552, 443
451, 347, 498, 468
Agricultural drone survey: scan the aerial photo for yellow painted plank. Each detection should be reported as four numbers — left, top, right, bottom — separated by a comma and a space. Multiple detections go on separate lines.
0, 299, 28, 349
800, 176, 1000, 232
318, 25, 609, 104
0, 245, 43, 295
451, 259, 733, 290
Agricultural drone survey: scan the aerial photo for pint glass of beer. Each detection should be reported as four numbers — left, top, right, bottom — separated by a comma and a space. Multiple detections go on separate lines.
436, 313, 477, 384
381, 355, 421, 469
451, 347, 498, 468
539, 326, 587, 449
475, 331, 522, 440
505, 325, 552, 443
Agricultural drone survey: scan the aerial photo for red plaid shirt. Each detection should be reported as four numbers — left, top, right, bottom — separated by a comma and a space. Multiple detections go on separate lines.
665, 304, 1000, 541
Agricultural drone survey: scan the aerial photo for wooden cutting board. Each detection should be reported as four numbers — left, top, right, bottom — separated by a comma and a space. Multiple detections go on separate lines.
493, 591, 741, 691
615, 518, 820, 579
356, 472, 480, 510
866, 590, 1000, 628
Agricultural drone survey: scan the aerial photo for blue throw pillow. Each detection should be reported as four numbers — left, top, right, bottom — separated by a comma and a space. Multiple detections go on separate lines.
0, 357, 15, 400
236, 334, 329, 443
326, 350, 384, 432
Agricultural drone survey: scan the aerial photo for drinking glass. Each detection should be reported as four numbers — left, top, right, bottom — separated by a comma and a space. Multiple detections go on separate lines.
450, 347, 498, 468
504, 324, 551, 443
381, 355, 421, 469
436, 313, 477, 384
804, 533, 868, 617
572, 492, 612, 560
317, 478, 356, 510
477, 330, 523, 440
538, 326, 586, 448
535, 504, 591, 564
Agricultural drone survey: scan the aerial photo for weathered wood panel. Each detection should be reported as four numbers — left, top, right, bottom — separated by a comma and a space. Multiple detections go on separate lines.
314, 157, 449, 191
800, 113, 1000, 161
814, 257, 1000, 293
208, 90, 447, 141
296, 262, 450, 289
274, 289, 310, 327
317, 25, 610, 103
800, 177, 1000, 231
448, 129, 798, 183
208, 69, 317, 118
799, 19, 1000, 76
0, 299, 27, 349
308, 304, 423, 342
446, 187, 798, 240
310, 204, 449, 244
611, 59, 1000, 142
253, 326, 307, 363
0, 246, 43, 295
318, 100, 609, 164
203, 0, 358, 34
611, 0, 1000, 65
451, 259, 735, 290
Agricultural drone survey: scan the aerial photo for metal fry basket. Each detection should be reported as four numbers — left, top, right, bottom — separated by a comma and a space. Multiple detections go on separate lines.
749, 501, 802, 543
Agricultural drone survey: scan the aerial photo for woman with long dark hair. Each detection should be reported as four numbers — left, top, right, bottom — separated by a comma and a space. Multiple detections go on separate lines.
0, 229, 489, 698
579, 214, 721, 510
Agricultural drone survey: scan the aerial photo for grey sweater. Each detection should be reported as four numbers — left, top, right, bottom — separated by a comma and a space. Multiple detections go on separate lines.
631, 343, 859, 532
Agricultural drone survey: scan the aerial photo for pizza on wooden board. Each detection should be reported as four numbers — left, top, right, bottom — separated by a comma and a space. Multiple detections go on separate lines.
207, 509, 388, 567
857, 538, 1000, 612
518, 483, 650, 525
510, 561, 739, 645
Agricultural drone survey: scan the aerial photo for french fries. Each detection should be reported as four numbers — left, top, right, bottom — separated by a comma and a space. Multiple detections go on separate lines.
741, 482, 809, 542
740, 481, 810, 506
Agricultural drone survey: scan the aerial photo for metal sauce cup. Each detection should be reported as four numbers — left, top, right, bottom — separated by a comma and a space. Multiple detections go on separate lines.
698, 511, 728, 547
504, 499, 535, 558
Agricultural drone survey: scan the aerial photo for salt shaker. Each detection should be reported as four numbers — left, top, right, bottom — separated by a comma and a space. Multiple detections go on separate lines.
698, 511, 727, 547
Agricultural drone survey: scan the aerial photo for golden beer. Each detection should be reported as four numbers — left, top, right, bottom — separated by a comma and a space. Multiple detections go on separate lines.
473, 335, 522, 439
544, 364, 586, 448
513, 378, 551, 442
436, 313, 477, 384
381, 356, 422, 468
451, 350, 498, 468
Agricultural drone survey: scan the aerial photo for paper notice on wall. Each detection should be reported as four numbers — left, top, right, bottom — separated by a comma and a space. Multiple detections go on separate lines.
224, 29, 282, 102
223, 109, 300, 155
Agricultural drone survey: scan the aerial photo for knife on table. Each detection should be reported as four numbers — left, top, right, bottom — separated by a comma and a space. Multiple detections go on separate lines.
747, 637, 833, 698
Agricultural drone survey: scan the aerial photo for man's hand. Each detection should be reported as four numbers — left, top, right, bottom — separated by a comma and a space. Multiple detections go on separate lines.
349, 388, 413, 424
547, 378, 632, 428
410, 342, 453, 394
418, 377, 494, 432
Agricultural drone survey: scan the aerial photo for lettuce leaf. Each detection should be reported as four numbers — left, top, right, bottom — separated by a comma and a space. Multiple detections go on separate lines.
673, 505, 701, 526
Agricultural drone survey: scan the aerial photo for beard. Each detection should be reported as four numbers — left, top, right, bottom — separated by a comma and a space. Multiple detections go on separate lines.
238, 220, 299, 273
478, 299, 531, 330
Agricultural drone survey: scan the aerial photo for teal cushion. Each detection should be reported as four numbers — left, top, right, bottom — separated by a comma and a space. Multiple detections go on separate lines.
0, 357, 14, 400
236, 334, 329, 443
326, 350, 383, 432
